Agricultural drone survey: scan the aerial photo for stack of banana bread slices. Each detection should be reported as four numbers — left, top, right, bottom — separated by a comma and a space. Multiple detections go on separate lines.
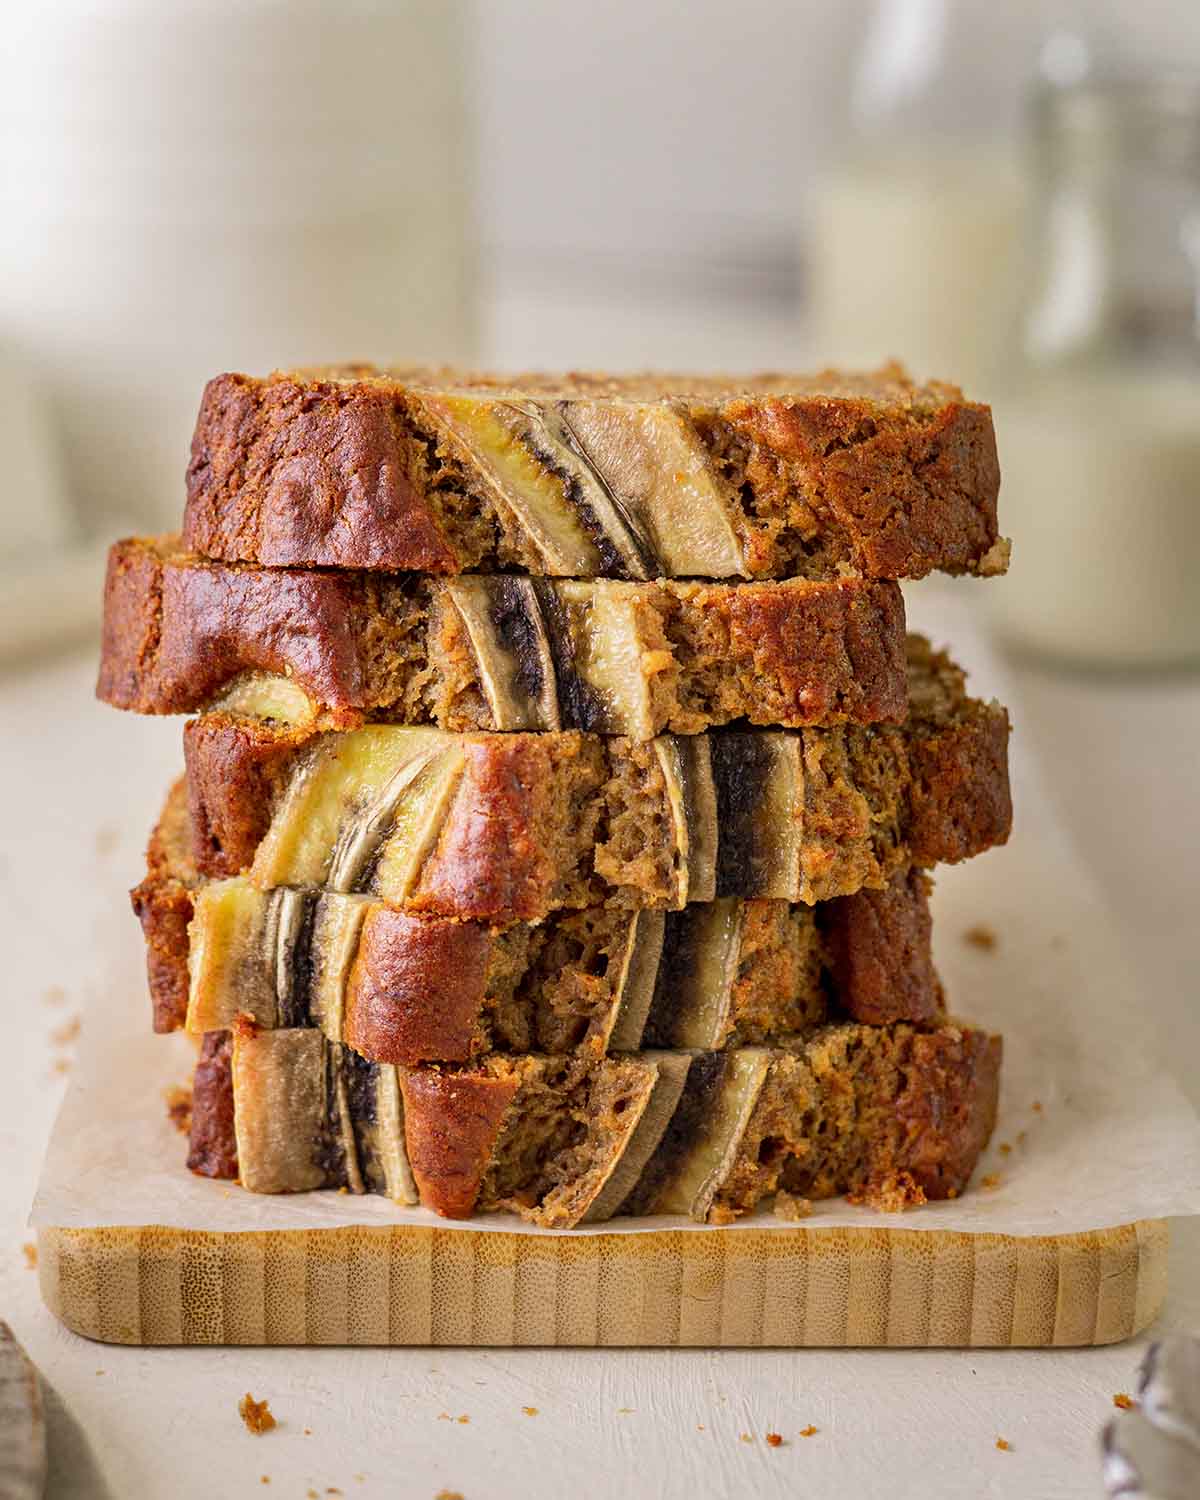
98, 364, 1013, 1228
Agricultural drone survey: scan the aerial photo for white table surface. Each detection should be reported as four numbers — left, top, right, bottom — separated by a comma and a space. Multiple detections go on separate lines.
1, 616, 1198, 1500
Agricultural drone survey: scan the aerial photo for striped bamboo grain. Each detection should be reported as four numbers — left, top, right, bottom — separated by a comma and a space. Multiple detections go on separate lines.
38, 1219, 1167, 1348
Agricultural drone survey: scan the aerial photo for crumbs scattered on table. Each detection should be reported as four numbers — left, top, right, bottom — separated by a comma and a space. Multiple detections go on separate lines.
95, 1369, 105, 1376
773, 1190, 812, 1222
327, 1488, 342, 1495
51, 1016, 81, 1047
42, 984, 66, 1006
739, 1433, 753, 1444
1017, 1130, 1028, 1146
50, 1057, 71, 1076
617, 1407, 634, 1414
964, 924, 998, 952
21, 1242, 37, 1270
434, 1491, 464, 1500
995, 1438, 1011, 1451
1113, 1393, 1137, 1410
799, 1425, 818, 1438
164, 1086, 192, 1136
981, 1174, 1002, 1190
521, 1406, 538, 1417
238, 1394, 277, 1435
1032, 1100, 1043, 1113
696, 1424, 705, 1432
306, 1490, 318, 1499
259, 1479, 270, 1487
998, 1142, 1012, 1156
766, 1432, 784, 1447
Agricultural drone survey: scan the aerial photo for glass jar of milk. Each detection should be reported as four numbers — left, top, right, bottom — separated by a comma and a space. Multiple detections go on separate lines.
990, 74, 1200, 668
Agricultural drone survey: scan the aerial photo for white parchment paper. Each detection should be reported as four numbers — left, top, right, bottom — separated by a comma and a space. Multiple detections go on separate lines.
31, 595, 1200, 1238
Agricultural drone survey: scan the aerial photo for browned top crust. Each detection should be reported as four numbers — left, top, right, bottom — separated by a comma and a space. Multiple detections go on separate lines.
182, 364, 1006, 580
97, 535, 910, 733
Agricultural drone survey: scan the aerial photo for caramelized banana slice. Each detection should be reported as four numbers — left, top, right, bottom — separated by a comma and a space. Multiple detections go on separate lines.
231, 1027, 334, 1193
187, 880, 277, 1032
231, 1027, 415, 1201
442, 577, 560, 731
422, 395, 605, 575
543, 581, 658, 738
644, 899, 745, 1048
561, 400, 746, 577
654, 735, 718, 905
251, 727, 455, 891
210, 672, 317, 727
624, 1049, 772, 1221
603, 909, 667, 1052
581, 1052, 693, 1223
712, 733, 804, 898
508, 400, 659, 578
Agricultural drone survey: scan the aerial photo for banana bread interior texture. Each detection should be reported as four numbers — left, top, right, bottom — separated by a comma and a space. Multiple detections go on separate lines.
178, 638, 1010, 923
99, 536, 910, 735
183, 365, 1007, 580
188, 1022, 1000, 1226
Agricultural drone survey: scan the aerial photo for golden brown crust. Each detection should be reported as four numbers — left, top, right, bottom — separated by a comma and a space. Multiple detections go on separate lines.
130, 776, 197, 1032
817, 870, 943, 1027
97, 536, 910, 731
397, 1067, 519, 1218
182, 367, 1003, 579
344, 909, 493, 1063
186, 1031, 238, 1179
185, 372, 461, 572
414, 738, 572, 922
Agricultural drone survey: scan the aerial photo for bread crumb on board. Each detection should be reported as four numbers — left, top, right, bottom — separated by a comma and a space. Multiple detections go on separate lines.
521, 1406, 538, 1417
1113, 1393, 1137, 1410
21, 1242, 37, 1270
164, 1086, 192, 1136
435, 1491, 464, 1500
765, 1432, 784, 1447
964, 924, 998, 952
239, 1394, 277, 1435
995, 1437, 1011, 1452
799, 1425, 818, 1438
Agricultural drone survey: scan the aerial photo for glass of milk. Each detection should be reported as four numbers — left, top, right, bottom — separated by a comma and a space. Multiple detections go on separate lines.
990, 73, 1200, 669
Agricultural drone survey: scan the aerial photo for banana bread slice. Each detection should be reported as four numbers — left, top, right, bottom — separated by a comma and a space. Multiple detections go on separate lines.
185, 1022, 1001, 1224
98, 535, 909, 733
136, 780, 944, 1050
179, 639, 1011, 922
183, 364, 1007, 580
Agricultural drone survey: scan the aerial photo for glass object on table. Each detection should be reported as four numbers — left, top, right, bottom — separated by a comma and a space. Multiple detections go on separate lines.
808, 0, 1077, 392
990, 72, 1200, 669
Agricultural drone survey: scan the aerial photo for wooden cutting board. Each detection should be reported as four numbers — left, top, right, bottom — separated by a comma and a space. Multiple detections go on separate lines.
37, 1218, 1167, 1348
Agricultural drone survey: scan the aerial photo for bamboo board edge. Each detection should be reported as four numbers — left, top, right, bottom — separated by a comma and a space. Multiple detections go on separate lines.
37, 1218, 1169, 1349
